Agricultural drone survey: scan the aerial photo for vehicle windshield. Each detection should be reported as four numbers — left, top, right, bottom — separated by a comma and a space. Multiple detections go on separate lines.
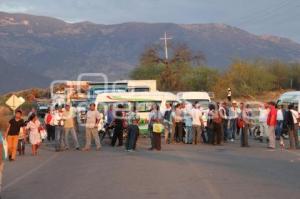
185, 99, 210, 109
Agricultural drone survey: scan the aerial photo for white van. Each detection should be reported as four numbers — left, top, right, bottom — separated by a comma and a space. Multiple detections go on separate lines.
176, 92, 211, 109
277, 91, 300, 112
95, 92, 177, 133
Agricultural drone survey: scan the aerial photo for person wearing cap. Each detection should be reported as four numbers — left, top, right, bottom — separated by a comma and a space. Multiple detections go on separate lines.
63, 104, 80, 150
53, 106, 65, 152
83, 103, 101, 151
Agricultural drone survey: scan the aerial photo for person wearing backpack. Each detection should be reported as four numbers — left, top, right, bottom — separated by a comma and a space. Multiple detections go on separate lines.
163, 102, 173, 144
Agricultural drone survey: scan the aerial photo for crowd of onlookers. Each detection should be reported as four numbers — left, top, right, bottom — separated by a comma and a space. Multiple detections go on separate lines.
147, 100, 300, 151
0, 97, 299, 197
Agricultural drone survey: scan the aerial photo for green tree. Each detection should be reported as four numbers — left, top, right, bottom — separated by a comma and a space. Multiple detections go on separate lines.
213, 60, 276, 98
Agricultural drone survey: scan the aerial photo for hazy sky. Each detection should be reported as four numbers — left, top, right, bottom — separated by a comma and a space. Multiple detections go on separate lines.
0, 0, 299, 42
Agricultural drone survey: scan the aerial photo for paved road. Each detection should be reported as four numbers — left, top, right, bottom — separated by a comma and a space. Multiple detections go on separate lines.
2, 137, 300, 199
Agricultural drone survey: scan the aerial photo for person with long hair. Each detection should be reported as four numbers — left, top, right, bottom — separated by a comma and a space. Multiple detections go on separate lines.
26, 113, 42, 156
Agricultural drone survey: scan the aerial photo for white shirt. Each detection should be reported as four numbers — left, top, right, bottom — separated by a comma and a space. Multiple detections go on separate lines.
276, 109, 284, 121
219, 107, 227, 119
86, 110, 101, 128
53, 111, 64, 126
259, 108, 269, 123
191, 108, 203, 126
290, 110, 299, 124
229, 107, 238, 119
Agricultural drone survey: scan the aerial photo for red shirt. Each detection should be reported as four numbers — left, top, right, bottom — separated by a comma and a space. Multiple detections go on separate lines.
267, 106, 277, 126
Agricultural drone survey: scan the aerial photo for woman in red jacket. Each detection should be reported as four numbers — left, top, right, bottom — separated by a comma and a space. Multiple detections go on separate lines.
267, 102, 277, 149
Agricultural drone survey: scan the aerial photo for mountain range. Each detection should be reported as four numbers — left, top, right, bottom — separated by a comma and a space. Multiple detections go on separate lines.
0, 11, 300, 94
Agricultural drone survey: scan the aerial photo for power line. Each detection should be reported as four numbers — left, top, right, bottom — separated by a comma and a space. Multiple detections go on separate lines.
236, 0, 291, 26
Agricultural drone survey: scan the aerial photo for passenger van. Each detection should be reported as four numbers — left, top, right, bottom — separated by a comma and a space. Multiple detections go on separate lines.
95, 92, 177, 134
277, 91, 300, 112
176, 92, 211, 110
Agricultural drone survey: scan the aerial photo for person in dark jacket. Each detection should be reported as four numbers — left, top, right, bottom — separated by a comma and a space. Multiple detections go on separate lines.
111, 104, 124, 147
285, 104, 299, 149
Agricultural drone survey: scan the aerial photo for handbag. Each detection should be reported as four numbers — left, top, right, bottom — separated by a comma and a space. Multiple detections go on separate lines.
237, 118, 244, 128
40, 129, 47, 140
153, 123, 164, 133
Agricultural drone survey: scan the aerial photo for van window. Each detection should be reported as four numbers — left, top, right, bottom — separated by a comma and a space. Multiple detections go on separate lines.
184, 99, 210, 109
136, 101, 160, 112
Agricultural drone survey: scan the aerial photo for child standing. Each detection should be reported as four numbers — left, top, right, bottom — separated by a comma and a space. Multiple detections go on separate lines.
17, 127, 26, 155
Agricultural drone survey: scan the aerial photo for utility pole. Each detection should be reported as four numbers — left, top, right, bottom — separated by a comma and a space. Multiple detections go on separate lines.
160, 32, 172, 61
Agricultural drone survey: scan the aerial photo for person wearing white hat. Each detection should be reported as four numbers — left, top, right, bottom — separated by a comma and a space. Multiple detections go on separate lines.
228, 101, 239, 141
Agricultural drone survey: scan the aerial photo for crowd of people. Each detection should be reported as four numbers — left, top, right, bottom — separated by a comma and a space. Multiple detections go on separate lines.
0, 97, 300, 197
1, 99, 299, 162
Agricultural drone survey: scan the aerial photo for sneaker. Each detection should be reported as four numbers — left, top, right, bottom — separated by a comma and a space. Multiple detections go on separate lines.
230, 139, 234, 142
76, 147, 80, 151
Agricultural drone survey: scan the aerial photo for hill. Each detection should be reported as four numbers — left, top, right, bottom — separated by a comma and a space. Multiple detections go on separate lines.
1, 12, 300, 93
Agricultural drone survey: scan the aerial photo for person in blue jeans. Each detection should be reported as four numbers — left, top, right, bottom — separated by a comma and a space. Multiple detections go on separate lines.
183, 103, 193, 144
126, 117, 140, 152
